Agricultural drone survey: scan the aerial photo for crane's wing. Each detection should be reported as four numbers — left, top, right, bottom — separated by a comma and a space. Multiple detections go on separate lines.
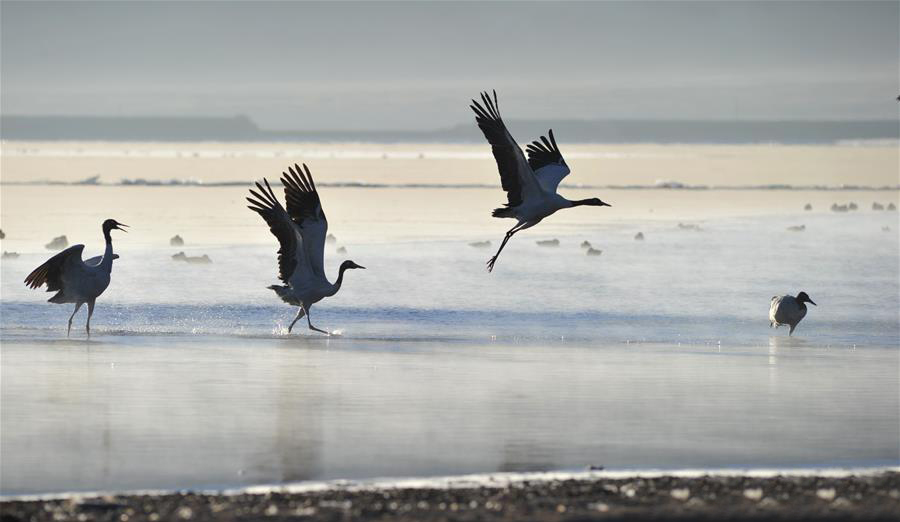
246, 178, 309, 285
281, 163, 329, 279
470, 91, 543, 207
24, 244, 86, 291
769, 296, 781, 322
85, 253, 119, 266
526, 129, 570, 194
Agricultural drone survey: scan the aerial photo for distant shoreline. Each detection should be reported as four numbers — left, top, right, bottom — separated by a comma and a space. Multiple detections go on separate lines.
2, 179, 898, 191
3, 469, 898, 521
2, 115, 897, 144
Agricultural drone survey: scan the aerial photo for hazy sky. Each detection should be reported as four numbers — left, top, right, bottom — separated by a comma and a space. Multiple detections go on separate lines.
2, 1, 898, 129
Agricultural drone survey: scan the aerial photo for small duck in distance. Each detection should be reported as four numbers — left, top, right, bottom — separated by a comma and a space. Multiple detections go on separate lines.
769, 291, 817, 336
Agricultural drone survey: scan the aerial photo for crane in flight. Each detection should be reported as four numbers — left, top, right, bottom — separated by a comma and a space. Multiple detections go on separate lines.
470, 91, 611, 272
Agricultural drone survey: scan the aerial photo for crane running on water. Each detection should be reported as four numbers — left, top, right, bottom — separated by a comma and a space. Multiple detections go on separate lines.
247, 164, 365, 335
24, 219, 127, 338
769, 291, 817, 335
470, 91, 612, 272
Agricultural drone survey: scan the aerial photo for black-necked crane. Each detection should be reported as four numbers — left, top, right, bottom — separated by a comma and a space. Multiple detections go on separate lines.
24, 219, 127, 337
470, 91, 611, 272
769, 292, 817, 335
247, 164, 365, 335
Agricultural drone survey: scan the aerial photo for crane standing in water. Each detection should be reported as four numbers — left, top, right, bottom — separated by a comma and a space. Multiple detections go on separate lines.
470, 91, 612, 272
770, 292, 817, 335
247, 164, 365, 335
24, 219, 128, 338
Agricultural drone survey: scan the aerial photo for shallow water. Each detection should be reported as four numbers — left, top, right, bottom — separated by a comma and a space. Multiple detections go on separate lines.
2, 207, 897, 345
1, 155, 899, 495
1, 336, 897, 496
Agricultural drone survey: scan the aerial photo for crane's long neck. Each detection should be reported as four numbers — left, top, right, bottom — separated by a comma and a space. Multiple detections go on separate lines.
568, 198, 596, 208
329, 264, 351, 296
100, 227, 115, 273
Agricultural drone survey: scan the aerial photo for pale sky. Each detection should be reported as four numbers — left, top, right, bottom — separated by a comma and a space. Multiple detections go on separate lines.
2, 1, 898, 130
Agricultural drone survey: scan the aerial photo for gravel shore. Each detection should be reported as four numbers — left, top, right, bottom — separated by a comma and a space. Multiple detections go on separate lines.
2, 471, 898, 522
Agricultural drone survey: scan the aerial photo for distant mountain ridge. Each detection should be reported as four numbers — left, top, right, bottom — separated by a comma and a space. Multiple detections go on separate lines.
2, 114, 897, 144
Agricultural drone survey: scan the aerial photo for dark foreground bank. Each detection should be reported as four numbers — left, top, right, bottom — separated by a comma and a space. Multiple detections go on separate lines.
2, 472, 898, 522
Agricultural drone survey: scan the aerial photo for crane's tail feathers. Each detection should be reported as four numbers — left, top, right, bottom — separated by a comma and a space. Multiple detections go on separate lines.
268, 285, 299, 305
492, 207, 516, 218
48, 291, 67, 304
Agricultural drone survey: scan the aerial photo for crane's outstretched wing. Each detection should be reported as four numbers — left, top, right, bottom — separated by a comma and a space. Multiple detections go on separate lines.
24, 244, 86, 291
526, 129, 570, 194
470, 91, 543, 207
246, 178, 308, 285
281, 163, 328, 279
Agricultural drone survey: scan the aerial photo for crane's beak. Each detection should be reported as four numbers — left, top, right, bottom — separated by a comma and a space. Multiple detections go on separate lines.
357, 265, 366, 270
808, 299, 817, 306
115, 223, 129, 232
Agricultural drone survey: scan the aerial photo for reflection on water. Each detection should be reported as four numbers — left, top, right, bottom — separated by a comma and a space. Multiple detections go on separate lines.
1, 336, 897, 495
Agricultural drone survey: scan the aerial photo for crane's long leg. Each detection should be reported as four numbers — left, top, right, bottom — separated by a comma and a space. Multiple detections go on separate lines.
288, 307, 306, 333
304, 306, 329, 335
86, 300, 96, 339
67, 302, 83, 338
487, 223, 526, 272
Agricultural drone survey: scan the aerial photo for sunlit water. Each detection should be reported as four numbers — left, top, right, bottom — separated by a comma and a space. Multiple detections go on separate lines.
1, 191, 898, 495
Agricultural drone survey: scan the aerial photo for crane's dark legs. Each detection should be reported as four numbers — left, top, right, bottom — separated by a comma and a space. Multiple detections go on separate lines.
86, 300, 95, 338
288, 307, 306, 333
487, 223, 525, 272
67, 302, 83, 338
304, 305, 329, 335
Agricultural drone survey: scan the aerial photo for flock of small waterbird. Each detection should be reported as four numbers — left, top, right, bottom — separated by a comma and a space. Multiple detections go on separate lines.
7, 91, 896, 338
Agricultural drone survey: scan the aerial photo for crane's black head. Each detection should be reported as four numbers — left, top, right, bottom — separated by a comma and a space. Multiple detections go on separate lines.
572, 198, 612, 208
796, 291, 816, 306
102, 219, 129, 233
340, 260, 366, 271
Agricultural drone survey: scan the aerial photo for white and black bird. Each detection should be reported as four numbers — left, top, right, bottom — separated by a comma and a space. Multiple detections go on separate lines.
769, 291, 817, 335
471, 91, 611, 271
24, 219, 127, 337
247, 164, 365, 335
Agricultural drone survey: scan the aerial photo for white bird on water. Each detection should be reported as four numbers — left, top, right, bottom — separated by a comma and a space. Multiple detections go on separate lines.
246, 164, 365, 335
470, 91, 611, 271
24, 219, 127, 337
770, 291, 817, 335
